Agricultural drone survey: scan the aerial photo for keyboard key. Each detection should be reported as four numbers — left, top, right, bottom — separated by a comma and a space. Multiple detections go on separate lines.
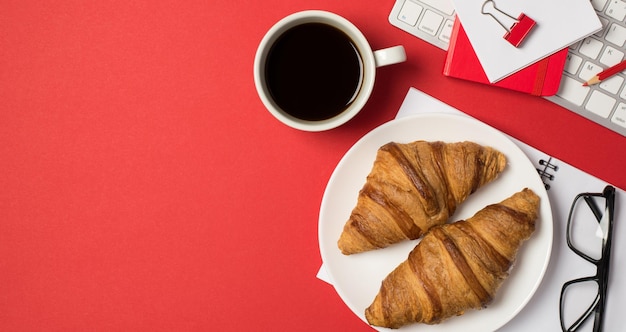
592, 0, 609, 11
557, 76, 591, 106
439, 19, 454, 43
564, 54, 583, 75
586, 90, 616, 117
620, 84, 626, 99
605, 23, 626, 46
398, 0, 423, 26
599, 45, 624, 66
606, 0, 626, 21
421, 0, 455, 15
599, 75, 624, 94
388, 0, 453, 51
419, 10, 443, 36
611, 103, 626, 127
579, 38, 604, 59
579, 61, 603, 81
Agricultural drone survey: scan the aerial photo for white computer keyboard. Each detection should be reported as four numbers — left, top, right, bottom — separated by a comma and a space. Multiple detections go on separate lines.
389, 0, 626, 137
389, 0, 456, 50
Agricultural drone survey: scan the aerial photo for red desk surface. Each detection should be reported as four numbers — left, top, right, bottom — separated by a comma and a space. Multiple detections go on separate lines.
2, 2, 624, 331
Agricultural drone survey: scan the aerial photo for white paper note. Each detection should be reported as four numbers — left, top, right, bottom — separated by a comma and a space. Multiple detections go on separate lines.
450, 0, 602, 82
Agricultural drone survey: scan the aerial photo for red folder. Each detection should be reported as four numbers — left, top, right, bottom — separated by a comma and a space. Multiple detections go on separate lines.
443, 18, 568, 96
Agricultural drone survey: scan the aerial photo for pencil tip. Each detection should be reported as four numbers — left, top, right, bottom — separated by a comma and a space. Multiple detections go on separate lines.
582, 82, 588, 86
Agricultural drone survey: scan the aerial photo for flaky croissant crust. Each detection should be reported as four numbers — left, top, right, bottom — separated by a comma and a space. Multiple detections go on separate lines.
338, 141, 507, 255
365, 188, 539, 329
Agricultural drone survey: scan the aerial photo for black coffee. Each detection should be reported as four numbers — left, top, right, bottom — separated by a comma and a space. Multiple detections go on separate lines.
265, 23, 363, 121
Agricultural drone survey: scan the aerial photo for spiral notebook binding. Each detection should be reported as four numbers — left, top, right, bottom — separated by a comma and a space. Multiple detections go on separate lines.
537, 157, 558, 190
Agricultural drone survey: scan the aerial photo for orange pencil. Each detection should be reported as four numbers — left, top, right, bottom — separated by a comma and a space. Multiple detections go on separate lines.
583, 59, 626, 86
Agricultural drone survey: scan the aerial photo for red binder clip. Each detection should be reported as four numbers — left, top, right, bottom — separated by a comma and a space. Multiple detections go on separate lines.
481, 0, 536, 47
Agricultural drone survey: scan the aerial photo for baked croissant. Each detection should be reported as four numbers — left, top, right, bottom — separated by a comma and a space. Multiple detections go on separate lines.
365, 188, 539, 329
338, 141, 506, 255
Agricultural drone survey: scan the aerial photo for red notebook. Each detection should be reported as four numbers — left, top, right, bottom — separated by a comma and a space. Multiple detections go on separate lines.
443, 18, 568, 96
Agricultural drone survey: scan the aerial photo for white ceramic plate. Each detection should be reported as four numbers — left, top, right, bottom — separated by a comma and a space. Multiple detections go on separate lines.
318, 114, 553, 331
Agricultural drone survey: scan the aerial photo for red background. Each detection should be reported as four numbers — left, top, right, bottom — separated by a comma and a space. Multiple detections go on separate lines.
2, 1, 624, 331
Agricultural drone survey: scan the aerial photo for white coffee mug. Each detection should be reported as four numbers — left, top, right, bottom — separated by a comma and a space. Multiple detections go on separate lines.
254, 10, 406, 132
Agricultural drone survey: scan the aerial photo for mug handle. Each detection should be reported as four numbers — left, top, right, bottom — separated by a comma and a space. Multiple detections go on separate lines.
373, 45, 406, 67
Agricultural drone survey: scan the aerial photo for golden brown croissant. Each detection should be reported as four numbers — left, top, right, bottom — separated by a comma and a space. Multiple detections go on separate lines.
365, 188, 539, 329
337, 141, 506, 255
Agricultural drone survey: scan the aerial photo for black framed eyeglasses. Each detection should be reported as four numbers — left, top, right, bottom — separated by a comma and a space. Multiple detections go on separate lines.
559, 185, 616, 332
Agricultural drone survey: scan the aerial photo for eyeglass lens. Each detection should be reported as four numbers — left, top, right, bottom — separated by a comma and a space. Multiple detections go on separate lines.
561, 277, 600, 331
568, 194, 608, 262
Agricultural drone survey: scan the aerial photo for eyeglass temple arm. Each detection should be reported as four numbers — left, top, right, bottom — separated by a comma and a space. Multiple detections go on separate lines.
590, 186, 615, 332
594, 186, 615, 332
592, 292, 605, 332
581, 184, 615, 223
583, 195, 603, 223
